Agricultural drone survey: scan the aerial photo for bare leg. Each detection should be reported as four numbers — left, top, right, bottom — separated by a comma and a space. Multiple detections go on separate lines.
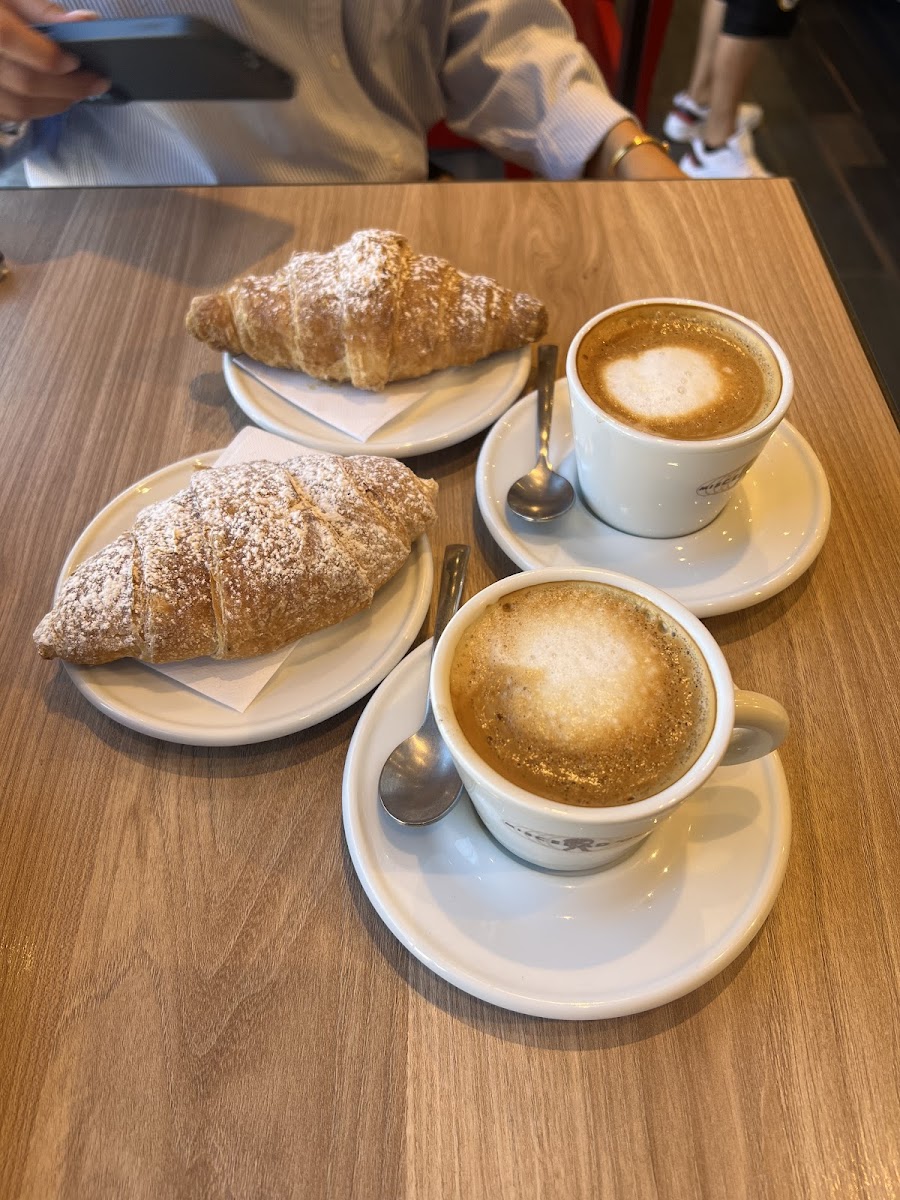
686, 0, 727, 107
704, 34, 764, 145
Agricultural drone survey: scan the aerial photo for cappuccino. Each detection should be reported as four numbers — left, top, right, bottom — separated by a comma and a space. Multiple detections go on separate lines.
575, 303, 780, 440
448, 581, 715, 808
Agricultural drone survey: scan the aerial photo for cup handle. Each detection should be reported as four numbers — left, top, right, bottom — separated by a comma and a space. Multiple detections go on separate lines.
721, 690, 789, 766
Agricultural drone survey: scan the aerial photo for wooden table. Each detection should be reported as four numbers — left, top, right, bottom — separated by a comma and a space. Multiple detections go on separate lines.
1, 181, 898, 1200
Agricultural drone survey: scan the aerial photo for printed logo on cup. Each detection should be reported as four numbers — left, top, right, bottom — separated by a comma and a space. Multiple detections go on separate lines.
506, 822, 645, 853
696, 461, 754, 497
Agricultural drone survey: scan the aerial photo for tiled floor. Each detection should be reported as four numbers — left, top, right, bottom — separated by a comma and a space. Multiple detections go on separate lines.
648, 0, 900, 420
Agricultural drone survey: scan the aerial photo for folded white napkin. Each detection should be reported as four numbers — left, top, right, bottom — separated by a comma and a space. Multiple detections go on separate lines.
233, 355, 430, 441
214, 424, 320, 468
145, 427, 320, 712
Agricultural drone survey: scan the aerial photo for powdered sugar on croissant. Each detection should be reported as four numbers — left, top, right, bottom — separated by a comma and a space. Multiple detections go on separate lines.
185, 230, 548, 390
34, 454, 438, 665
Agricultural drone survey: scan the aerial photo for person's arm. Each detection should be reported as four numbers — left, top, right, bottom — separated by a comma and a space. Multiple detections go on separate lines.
441, 0, 682, 180
585, 118, 684, 180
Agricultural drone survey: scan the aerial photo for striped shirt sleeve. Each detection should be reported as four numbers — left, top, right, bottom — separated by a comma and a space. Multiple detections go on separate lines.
441, 0, 634, 179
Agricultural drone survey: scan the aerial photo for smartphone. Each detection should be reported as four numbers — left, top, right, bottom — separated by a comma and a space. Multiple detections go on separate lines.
36, 17, 295, 103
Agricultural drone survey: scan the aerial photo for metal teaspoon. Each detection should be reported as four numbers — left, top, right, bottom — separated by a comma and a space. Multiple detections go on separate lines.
378, 543, 470, 826
506, 343, 575, 521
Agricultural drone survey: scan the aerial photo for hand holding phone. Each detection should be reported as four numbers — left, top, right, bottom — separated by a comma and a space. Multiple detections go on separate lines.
0, 0, 106, 124
35, 16, 296, 103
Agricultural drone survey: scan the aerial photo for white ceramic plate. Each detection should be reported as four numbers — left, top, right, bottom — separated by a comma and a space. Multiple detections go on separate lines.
54, 452, 433, 746
476, 381, 831, 616
343, 642, 791, 1020
223, 347, 532, 458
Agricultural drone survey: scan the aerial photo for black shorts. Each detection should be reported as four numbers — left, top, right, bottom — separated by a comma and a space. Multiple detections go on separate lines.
724, 0, 801, 38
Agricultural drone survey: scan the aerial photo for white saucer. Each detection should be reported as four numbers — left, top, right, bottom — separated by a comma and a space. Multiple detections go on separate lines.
54, 452, 433, 746
223, 347, 532, 458
343, 641, 791, 1020
476, 381, 831, 616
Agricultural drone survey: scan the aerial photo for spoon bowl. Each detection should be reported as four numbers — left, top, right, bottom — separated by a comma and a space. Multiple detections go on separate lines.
506, 461, 576, 522
506, 344, 575, 522
378, 711, 464, 826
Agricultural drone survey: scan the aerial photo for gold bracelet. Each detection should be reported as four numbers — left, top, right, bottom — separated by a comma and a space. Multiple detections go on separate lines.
608, 134, 670, 176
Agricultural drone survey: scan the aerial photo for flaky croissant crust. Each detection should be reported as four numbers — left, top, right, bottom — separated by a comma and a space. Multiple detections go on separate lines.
34, 453, 438, 665
186, 229, 548, 390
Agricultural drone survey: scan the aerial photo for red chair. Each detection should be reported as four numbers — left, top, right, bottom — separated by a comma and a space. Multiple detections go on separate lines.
610, 0, 674, 122
427, 0, 673, 175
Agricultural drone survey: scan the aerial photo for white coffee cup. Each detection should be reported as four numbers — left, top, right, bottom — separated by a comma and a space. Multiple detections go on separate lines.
430, 568, 788, 873
566, 299, 793, 538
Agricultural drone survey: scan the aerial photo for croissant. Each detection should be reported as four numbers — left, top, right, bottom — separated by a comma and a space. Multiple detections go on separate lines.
185, 229, 548, 391
34, 453, 438, 665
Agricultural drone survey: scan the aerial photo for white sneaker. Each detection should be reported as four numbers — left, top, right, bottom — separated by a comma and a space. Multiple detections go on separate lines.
680, 129, 772, 179
663, 91, 763, 142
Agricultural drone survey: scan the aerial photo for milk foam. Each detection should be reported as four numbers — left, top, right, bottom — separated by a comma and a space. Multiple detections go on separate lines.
479, 614, 665, 747
603, 347, 722, 421
449, 582, 715, 808
576, 304, 781, 441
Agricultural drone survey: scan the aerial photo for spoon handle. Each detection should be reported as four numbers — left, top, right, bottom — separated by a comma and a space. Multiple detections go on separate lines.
536, 343, 559, 469
423, 543, 470, 720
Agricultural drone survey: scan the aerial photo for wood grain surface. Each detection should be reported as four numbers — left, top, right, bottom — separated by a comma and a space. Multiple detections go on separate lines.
0, 181, 898, 1200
